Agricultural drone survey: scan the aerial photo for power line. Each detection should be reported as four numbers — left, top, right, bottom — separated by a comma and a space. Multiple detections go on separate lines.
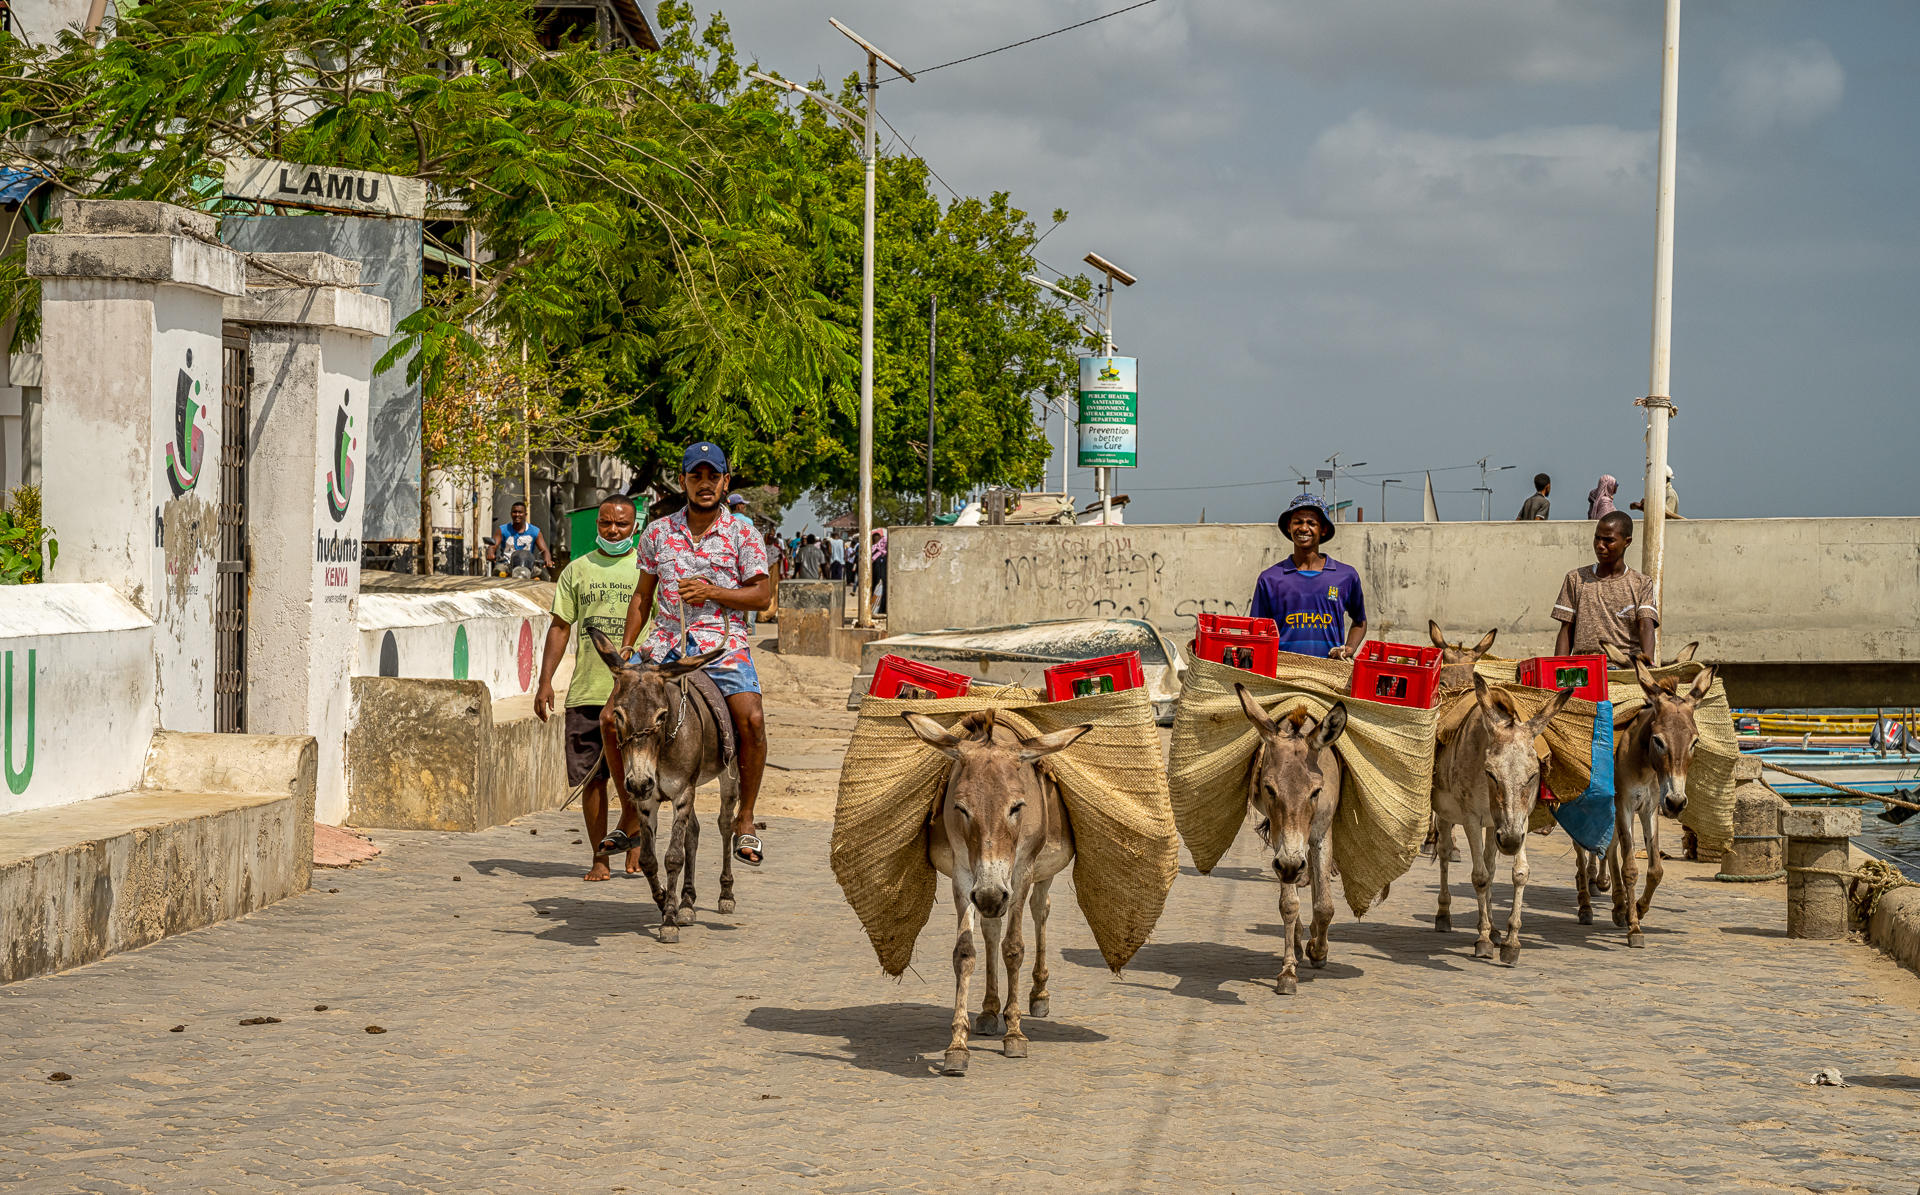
916, 0, 1164, 75
875, 110, 961, 201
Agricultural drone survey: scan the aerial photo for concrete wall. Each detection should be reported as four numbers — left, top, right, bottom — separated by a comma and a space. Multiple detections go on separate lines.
887, 519, 1920, 665
345, 679, 565, 831
0, 584, 155, 816
356, 588, 546, 702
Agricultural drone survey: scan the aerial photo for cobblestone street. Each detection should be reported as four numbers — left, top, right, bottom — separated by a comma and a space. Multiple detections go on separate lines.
7, 782, 1920, 1194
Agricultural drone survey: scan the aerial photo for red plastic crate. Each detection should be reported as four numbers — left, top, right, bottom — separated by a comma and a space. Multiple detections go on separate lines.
1349, 641, 1444, 709
1194, 613, 1280, 677
1043, 652, 1146, 702
868, 655, 972, 700
1519, 654, 1608, 703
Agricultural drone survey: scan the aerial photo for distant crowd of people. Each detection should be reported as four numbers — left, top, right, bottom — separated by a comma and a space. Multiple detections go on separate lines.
1514, 471, 1682, 522
766, 526, 891, 612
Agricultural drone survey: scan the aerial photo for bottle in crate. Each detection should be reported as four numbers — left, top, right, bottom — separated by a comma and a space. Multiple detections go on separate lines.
1193, 613, 1279, 677
868, 655, 972, 700
1043, 652, 1145, 702
1349, 641, 1444, 709
1518, 655, 1608, 702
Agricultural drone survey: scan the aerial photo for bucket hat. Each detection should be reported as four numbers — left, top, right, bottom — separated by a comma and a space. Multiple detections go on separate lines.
1279, 492, 1335, 540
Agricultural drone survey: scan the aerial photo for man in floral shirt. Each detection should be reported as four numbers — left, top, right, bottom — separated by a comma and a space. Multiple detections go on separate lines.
619, 442, 774, 866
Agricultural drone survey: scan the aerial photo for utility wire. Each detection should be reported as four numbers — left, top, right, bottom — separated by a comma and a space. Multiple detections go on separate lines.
917, 0, 1164, 75
875, 110, 961, 201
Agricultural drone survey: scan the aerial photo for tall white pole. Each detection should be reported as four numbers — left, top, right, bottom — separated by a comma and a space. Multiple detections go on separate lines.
1100, 280, 1114, 527
856, 54, 877, 627
1643, 0, 1681, 660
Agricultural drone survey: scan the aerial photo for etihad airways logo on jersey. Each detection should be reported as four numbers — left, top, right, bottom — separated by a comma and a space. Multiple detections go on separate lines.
1285, 612, 1335, 629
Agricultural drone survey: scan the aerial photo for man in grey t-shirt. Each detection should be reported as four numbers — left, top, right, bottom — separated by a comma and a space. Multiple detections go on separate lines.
796, 534, 826, 579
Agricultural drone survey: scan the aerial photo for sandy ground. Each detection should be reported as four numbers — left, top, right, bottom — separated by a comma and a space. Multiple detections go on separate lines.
751, 636, 859, 823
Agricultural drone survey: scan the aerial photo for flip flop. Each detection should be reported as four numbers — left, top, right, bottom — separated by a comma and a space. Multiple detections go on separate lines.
732, 832, 764, 868
598, 828, 643, 854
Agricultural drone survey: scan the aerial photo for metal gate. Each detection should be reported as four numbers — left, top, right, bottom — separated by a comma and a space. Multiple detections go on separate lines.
214, 326, 251, 734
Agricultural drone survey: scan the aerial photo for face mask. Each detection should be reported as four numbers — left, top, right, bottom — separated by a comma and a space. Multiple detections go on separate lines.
596, 533, 635, 555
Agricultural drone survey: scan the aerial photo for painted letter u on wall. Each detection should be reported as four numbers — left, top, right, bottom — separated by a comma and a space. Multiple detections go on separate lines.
4, 648, 34, 795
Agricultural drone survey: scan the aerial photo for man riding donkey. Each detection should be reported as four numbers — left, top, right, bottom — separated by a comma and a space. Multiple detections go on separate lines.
609, 442, 773, 869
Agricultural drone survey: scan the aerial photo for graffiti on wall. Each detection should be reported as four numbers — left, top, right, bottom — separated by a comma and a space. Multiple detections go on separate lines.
4, 649, 35, 795
164, 347, 208, 499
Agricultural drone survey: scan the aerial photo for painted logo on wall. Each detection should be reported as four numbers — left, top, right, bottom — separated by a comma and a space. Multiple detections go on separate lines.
165, 348, 208, 499
516, 619, 534, 692
4, 648, 35, 796
326, 391, 356, 523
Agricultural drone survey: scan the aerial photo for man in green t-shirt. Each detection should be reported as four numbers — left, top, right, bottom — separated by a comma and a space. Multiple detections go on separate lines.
535, 493, 643, 881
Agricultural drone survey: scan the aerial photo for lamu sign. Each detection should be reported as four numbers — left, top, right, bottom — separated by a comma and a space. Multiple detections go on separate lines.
224, 157, 425, 220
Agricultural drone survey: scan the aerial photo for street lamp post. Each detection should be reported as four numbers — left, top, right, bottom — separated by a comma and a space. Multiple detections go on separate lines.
1324, 453, 1365, 523
748, 20, 914, 628
1474, 457, 1516, 520
1025, 256, 1135, 526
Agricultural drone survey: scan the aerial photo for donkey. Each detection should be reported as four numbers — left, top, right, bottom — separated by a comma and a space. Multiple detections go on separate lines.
1430, 620, 1499, 691
903, 709, 1089, 1077
588, 630, 737, 944
1602, 640, 1700, 669
1604, 657, 1718, 946
1235, 685, 1349, 995
1432, 674, 1576, 965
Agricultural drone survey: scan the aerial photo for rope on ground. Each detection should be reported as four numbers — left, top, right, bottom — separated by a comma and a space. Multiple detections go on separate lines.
1786, 859, 1918, 923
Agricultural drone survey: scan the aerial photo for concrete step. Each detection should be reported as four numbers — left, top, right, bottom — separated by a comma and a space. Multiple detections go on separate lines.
1, 733, 316, 984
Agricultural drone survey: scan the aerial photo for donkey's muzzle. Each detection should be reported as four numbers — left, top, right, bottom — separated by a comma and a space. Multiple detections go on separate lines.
970, 885, 1011, 918
1271, 855, 1305, 885
1496, 831, 1526, 856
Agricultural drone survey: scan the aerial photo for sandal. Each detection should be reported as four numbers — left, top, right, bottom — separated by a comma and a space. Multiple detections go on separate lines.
732, 832, 764, 868
598, 828, 643, 854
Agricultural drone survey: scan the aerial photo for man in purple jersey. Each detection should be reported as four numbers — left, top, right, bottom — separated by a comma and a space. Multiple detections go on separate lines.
1249, 492, 1368, 660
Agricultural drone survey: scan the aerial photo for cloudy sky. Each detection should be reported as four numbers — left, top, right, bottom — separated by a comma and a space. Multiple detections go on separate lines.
707, 1, 1919, 523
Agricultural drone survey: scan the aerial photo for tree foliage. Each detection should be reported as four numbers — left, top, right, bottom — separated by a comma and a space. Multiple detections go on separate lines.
0, 0, 1088, 501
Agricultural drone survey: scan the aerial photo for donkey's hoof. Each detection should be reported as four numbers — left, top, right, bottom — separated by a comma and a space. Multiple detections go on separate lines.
1611, 908, 1630, 928
657, 924, 680, 944
1002, 1035, 1028, 1059
1627, 930, 1645, 949
1277, 973, 1298, 995
1488, 928, 1505, 946
1594, 873, 1613, 893
1307, 950, 1328, 969
717, 897, 735, 915
974, 1012, 1004, 1037
1577, 907, 1594, 925
1472, 938, 1495, 959
1434, 913, 1452, 933
675, 906, 696, 927
1499, 942, 1521, 966
1027, 997, 1050, 1018
941, 1049, 969, 1077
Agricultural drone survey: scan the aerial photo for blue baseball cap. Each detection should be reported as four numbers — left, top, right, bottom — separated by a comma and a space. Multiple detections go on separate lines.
1280, 492, 1335, 540
681, 442, 729, 474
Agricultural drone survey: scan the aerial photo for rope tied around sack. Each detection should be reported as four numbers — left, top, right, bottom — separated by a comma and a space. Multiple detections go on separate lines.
1787, 858, 1919, 923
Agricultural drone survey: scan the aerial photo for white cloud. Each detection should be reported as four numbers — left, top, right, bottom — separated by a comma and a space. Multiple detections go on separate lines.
1716, 41, 1844, 139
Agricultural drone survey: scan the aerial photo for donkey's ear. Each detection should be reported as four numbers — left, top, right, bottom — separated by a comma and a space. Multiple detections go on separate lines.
1632, 656, 1664, 697
1428, 620, 1448, 650
1309, 701, 1349, 751
1472, 672, 1502, 720
657, 646, 726, 678
1473, 628, 1498, 657
902, 712, 965, 759
1018, 723, 1093, 763
1601, 642, 1634, 669
1673, 641, 1700, 664
586, 627, 630, 673
1687, 663, 1717, 701
1527, 685, 1578, 735
1235, 683, 1278, 737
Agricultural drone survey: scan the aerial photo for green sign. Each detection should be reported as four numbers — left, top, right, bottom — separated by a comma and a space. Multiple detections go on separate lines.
1076, 356, 1137, 468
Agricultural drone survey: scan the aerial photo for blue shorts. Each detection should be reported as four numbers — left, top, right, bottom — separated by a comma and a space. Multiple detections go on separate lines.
657, 646, 760, 698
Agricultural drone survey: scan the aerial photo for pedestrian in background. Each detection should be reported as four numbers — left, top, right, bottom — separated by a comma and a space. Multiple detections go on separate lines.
827, 532, 846, 581
1587, 474, 1619, 519
796, 534, 825, 579
1516, 474, 1551, 520
871, 527, 889, 615
1631, 466, 1684, 519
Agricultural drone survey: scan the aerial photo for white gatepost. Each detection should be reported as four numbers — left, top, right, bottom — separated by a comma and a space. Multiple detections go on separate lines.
226, 253, 391, 825
28, 200, 246, 731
